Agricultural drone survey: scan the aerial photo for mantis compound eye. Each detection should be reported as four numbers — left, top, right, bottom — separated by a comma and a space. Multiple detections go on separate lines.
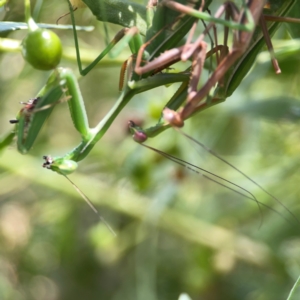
9, 97, 41, 124
43, 155, 78, 175
128, 120, 148, 143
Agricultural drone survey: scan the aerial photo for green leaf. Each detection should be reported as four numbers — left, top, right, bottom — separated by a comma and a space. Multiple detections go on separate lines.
286, 0, 300, 38
82, 0, 147, 35
0, 22, 93, 33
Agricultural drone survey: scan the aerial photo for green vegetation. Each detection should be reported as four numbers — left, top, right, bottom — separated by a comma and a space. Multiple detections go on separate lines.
0, 0, 300, 299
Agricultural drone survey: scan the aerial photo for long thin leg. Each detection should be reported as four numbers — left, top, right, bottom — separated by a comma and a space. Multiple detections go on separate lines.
259, 15, 281, 74
67, 0, 143, 76
179, 0, 265, 121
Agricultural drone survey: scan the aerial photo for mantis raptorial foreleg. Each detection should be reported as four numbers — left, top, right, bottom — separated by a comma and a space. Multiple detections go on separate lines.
9, 68, 188, 169
5, 65, 186, 234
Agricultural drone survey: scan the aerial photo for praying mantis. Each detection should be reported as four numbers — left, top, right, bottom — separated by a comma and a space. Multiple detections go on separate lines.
1, 0, 300, 228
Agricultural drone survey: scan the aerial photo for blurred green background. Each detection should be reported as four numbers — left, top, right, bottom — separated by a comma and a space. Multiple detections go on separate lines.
1, 0, 300, 299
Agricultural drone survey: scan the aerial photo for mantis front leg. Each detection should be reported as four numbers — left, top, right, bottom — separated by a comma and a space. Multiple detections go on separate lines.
13, 69, 187, 174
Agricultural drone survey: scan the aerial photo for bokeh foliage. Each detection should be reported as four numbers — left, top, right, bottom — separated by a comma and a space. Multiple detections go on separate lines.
0, 0, 300, 299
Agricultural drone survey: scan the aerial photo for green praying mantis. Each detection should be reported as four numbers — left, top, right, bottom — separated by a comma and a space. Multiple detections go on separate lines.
1, 0, 300, 230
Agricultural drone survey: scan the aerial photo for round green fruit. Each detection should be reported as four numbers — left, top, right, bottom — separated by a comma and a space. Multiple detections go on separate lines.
22, 29, 62, 70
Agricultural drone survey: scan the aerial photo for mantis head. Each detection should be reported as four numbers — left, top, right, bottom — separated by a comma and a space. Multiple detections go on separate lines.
43, 155, 78, 175
128, 120, 148, 143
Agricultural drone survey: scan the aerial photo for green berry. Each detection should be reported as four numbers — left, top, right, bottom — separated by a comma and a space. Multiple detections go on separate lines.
22, 29, 62, 70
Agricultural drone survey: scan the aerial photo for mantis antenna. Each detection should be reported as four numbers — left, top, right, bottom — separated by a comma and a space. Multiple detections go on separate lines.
64, 175, 117, 237
43, 155, 116, 236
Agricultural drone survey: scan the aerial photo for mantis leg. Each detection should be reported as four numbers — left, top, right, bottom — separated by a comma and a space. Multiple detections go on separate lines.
133, 1, 293, 125
40, 69, 190, 174
133, 0, 255, 92
67, 0, 144, 76
177, 0, 265, 121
